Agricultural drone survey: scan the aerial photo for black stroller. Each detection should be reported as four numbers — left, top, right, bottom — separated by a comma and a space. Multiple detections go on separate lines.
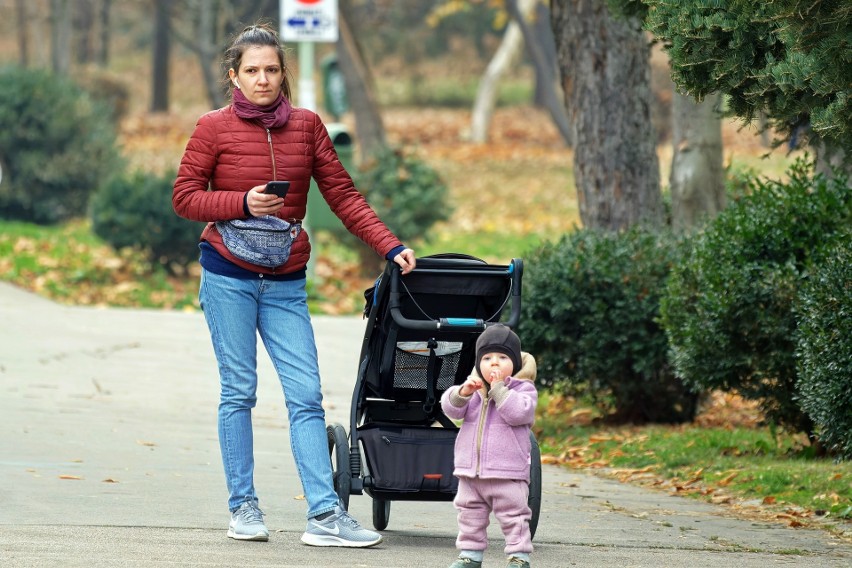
326, 253, 542, 537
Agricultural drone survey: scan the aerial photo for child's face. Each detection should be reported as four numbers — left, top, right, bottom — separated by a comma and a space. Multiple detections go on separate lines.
479, 351, 514, 383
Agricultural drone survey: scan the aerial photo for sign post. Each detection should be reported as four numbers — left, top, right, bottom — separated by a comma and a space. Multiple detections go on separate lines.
280, 0, 339, 111
280, 0, 339, 277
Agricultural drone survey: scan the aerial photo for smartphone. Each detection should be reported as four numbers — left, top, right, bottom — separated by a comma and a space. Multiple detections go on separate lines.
265, 181, 290, 198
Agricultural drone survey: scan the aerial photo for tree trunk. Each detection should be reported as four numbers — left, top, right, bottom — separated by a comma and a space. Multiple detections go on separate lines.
51, 0, 72, 75
16, 0, 29, 66
532, 1, 559, 107
670, 92, 725, 232
469, 3, 526, 143
813, 138, 850, 180
551, 0, 662, 231
98, 0, 112, 67
151, 0, 171, 112
198, 0, 226, 109
336, 0, 387, 163
168, 0, 228, 109
74, 0, 95, 64
505, 0, 571, 146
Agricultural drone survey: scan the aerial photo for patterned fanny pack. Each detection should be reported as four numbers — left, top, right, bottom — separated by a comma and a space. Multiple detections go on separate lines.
215, 215, 302, 268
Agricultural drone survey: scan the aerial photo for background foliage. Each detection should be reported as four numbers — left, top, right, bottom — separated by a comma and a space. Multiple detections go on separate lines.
89, 169, 206, 273
519, 225, 697, 424
642, 0, 852, 157
0, 65, 123, 224
796, 232, 852, 459
660, 158, 852, 434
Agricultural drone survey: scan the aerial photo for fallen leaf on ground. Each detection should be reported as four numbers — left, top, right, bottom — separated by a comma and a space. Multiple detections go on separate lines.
718, 471, 740, 486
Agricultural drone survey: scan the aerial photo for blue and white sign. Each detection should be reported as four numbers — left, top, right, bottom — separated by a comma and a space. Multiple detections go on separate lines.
281, 0, 339, 43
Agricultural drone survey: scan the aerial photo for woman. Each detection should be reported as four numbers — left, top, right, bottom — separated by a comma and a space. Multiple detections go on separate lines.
173, 23, 415, 548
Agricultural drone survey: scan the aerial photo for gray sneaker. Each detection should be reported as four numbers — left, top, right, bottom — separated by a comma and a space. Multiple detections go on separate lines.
448, 558, 483, 568
227, 500, 269, 541
300, 505, 383, 548
506, 557, 530, 568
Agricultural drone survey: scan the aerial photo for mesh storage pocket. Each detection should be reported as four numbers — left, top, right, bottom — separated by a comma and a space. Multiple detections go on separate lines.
393, 341, 462, 391
359, 424, 458, 493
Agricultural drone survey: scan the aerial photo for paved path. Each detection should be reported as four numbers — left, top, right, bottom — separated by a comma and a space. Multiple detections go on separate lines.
1, 282, 850, 567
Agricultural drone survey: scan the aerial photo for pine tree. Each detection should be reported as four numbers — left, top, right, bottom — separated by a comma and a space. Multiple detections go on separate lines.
640, 0, 851, 162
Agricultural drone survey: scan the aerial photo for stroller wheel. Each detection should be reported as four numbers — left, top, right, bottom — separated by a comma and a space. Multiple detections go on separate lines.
528, 431, 542, 540
326, 423, 351, 509
372, 498, 390, 531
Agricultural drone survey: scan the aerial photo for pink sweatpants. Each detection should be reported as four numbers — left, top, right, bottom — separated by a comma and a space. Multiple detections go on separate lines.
454, 476, 533, 556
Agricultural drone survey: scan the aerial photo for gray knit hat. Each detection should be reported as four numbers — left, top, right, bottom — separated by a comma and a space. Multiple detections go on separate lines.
475, 324, 522, 377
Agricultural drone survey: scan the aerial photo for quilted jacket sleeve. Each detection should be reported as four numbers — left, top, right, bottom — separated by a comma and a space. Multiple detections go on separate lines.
310, 114, 402, 257
173, 110, 246, 223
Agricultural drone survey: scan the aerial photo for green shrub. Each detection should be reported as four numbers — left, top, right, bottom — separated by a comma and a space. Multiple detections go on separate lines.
77, 68, 131, 122
0, 65, 123, 224
90, 170, 205, 273
797, 233, 852, 459
660, 158, 852, 433
724, 161, 759, 201
519, 226, 698, 424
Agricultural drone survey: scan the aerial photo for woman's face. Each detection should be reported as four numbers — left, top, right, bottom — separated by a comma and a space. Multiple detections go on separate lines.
230, 45, 284, 106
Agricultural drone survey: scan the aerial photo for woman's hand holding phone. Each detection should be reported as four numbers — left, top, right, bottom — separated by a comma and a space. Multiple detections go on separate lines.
265, 181, 290, 198
246, 181, 289, 216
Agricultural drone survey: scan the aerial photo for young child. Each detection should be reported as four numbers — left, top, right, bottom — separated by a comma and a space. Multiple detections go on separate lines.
440, 324, 538, 568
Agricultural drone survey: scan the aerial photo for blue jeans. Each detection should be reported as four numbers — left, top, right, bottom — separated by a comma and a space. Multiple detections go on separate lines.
199, 269, 338, 518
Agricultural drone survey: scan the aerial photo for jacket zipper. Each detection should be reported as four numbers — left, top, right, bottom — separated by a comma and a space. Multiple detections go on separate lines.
474, 393, 489, 475
266, 128, 276, 180
265, 127, 280, 275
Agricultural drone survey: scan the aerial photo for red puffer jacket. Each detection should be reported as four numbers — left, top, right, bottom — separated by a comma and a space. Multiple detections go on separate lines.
173, 105, 402, 274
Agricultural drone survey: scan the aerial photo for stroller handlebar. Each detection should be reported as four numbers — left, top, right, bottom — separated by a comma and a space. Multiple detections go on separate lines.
387, 258, 523, 331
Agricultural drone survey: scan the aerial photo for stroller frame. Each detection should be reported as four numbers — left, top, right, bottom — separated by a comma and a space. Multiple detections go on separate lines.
326, 254, 542, 536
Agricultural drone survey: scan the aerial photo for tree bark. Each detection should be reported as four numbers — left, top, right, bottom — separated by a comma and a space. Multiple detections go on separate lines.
151, 0, 171, 112
670, 92, 725, 232
551, 0, 662, 231
336, 0, 387, 163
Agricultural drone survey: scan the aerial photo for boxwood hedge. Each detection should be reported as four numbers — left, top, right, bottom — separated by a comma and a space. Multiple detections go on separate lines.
660, 158, 851, 433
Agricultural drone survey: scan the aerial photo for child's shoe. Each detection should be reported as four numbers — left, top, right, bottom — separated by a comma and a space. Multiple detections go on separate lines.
448, 557, 483, 568
506, 556, 530, 568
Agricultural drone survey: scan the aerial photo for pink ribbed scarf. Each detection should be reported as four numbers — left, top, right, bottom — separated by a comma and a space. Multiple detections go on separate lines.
232, 88, 292, 129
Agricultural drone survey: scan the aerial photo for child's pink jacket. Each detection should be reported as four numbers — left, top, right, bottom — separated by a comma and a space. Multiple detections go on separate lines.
440, 352, 538, 482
